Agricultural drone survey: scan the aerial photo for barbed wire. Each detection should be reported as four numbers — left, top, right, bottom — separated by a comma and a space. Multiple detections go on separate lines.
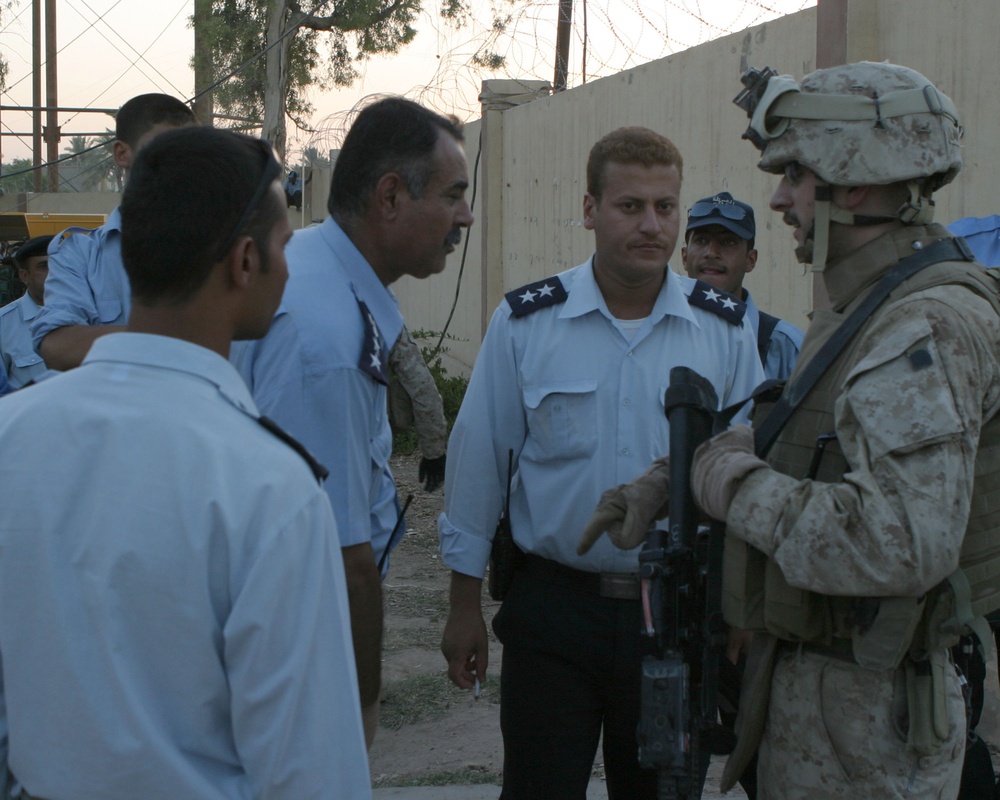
299, 0, 815, 162
1, 1, 815, 179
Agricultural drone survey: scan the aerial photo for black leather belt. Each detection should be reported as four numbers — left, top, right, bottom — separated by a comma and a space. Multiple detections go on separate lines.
523, 553, 640, 601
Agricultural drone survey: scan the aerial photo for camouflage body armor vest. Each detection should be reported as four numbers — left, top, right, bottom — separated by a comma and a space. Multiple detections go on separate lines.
723, 259, 1000, 669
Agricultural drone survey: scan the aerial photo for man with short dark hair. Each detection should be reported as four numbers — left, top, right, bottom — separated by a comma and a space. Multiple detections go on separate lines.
284, 169, 302, 210
236, 96, 474, 746
0, 126, 370, 798
31, 93, 197, 370
0, 235, 52, 388
440, 126, 763, 798
682, 191, 802, 380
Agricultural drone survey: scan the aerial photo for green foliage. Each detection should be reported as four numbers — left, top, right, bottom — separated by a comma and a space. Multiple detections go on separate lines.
391, 328, 468, 456
61, 134, 119, 192
0, 159, 35, 195
202, 0, 318, 126
412, 328, 468, 431
0, 1, 11, 91
201, 0, 473, 133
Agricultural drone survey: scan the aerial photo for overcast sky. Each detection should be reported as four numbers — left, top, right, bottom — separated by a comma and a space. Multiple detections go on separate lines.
0, 0, 814, 164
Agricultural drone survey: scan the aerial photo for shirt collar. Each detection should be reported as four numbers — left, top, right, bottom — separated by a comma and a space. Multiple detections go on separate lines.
561, 257, 707, 335
104, 206, 122, 233
17, 292, 42, 321
83, 333, 259, 416
316, 217, 404, 347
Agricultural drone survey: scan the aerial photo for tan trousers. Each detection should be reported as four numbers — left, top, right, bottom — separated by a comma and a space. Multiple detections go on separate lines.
758, 649, 964, 800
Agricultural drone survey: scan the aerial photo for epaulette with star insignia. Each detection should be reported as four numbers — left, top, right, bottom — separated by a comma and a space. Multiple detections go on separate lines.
505, 276, 568, 318
687, 280, 747, 326
357, 298, 390, 385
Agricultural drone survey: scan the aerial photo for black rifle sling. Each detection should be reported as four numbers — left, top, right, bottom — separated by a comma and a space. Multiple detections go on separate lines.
754, 236, 975, 458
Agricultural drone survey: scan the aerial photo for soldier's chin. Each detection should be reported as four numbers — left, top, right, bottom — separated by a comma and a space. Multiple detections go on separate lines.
794, 238, 813, 265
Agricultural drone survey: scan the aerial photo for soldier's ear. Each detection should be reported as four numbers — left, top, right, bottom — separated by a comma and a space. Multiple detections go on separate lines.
835, 184, 871, 211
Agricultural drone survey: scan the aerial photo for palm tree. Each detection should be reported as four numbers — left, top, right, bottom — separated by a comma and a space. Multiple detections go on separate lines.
62, 134, 117, 192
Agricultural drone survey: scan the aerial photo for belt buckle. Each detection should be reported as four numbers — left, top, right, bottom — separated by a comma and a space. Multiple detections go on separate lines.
599, 573, 639, 601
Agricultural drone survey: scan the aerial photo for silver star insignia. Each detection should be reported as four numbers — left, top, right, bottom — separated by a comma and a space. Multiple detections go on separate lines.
519, 289, 537, 304
370, 351, 382, 371
702, 288, 722, 304
537, 283, 555, 298
720, 296, 737, 311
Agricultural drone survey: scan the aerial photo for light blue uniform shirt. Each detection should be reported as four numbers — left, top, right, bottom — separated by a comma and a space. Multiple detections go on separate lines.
0, 333, 370, 799
235, 218, 405, 568
0, 364, 10, 396
440, 260, 765, 578
947, 215, 1000, 267
0, 293, 46, 388
744, 290, 804, 382
31, 208, 130, 350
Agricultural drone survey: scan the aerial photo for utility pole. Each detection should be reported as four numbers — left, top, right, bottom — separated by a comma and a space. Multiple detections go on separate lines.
192, 0, 215, 126
44, 0, 58, 192
31, 0, 42, 193
554, 0, 572, 92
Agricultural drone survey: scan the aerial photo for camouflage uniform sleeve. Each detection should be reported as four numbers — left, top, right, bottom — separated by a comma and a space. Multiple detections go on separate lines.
726, 287, 1000, 597
388, 327, 447, 460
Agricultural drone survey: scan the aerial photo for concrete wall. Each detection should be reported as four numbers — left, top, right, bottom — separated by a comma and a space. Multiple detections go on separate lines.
395, 0, 1000, 376
0, 191, 119, 216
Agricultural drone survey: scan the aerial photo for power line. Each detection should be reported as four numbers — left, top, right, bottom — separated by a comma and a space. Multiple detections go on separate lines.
60, 0, 190, 127
62, 0, 186, 98
2, 0, 127, 96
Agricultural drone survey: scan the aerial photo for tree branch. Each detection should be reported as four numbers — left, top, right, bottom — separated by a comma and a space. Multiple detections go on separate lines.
299, 0, 418, 34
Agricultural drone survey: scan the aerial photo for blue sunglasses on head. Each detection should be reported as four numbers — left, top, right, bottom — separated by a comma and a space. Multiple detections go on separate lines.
688, 200, 750, 222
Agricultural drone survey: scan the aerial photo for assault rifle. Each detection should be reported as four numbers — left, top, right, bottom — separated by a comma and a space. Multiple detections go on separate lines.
637, 366, 734, 799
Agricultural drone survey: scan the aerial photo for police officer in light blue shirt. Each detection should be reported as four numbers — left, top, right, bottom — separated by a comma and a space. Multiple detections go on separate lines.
235, 97, 474, 748
0, 235, 51, 389
440, 127, 764, 799
0, 126, 371, 800
31, 94, 197, 371
682, 191, 803, 381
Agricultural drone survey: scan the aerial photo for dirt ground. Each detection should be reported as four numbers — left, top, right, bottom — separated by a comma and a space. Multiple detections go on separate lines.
368, 454, 744, 797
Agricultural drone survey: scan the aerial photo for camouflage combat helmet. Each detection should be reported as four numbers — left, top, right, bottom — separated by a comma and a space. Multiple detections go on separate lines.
733, 62, 963, 268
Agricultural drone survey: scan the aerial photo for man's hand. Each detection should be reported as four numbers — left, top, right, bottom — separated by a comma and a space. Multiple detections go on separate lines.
691, 425, 767, 521
418, 454, 447, 492
577, 455, 671, 554
441, 572, 488, 690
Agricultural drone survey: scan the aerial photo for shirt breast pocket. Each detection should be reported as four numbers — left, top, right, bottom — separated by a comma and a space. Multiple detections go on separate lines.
95, 298, 124, 325
13, 353, 43, 369
523, 380, 599, 461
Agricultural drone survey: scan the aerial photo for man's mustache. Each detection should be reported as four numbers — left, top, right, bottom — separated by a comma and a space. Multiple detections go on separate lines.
445, 228, 463, 247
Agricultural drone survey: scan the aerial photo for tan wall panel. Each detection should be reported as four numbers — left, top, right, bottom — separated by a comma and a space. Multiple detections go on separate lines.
344, 1, 1000, 375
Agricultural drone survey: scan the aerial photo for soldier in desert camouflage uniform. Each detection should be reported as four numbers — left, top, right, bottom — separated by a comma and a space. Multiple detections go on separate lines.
581, 62, 1000, 799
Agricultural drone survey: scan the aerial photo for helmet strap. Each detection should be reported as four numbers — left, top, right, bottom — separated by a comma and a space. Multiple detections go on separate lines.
808, 183, 833, 272
897, 180, 936, 225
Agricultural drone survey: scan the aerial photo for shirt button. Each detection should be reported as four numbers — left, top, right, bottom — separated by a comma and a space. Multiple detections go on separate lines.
626, 351, 634, 357
621, 448, 629, 455
623, 398, 631, 406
